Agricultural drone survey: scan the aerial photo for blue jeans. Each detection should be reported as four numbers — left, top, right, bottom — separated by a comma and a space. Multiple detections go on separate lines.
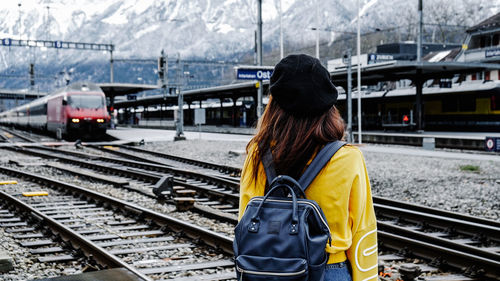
324, 261, 352, 281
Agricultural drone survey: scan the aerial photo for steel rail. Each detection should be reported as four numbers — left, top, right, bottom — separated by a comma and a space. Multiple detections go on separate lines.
378, 230, 500, 280
377, 221, 500, 262
0, 166, 234, 255
0, 190, 151, 281
115, 145, 241, 176
5, 146, 499, 245
375, 203, 500, 243
4, 146, 160, 183
31, 145, 239, 189
123, 147, 500, 230
91, 146, 174, 167
82, 144, 499, 229
373, 196, 500, 229
15, 146, 240, 202
0, 127, 39, 143
3, 146, 241, 215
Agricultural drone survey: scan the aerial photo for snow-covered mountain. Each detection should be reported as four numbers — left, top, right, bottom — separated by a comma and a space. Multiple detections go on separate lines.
0, 0, 497, 91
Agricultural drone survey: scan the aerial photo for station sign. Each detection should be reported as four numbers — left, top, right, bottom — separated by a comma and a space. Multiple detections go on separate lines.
485, 47, 500, 58
485, 137, 500, 152
2, 38, 11, 46
54, 41, 63, 48
368, 53, 394, 64
235, 66, 274, 80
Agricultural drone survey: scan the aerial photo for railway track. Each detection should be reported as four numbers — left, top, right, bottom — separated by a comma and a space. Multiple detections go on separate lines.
0, 167, 235, 281
49, 145, 500, 280
1, 130, 499, 280
3, 145, 240, 220
0, 127, 56, 143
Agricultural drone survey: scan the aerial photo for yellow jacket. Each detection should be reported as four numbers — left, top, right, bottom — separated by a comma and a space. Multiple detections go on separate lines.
238, 144, 378, 281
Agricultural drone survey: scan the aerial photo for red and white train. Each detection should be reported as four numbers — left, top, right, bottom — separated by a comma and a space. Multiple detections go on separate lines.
0, 82, 110, 139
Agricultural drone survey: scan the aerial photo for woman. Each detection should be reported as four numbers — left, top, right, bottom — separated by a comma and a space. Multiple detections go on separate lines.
238, 54, 378, 281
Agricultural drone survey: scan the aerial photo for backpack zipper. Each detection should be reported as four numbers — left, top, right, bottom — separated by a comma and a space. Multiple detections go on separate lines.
249, 198, 331, 234
236, 265, 306, 277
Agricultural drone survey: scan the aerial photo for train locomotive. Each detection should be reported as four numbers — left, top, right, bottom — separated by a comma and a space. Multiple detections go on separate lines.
0, 82, 110, 139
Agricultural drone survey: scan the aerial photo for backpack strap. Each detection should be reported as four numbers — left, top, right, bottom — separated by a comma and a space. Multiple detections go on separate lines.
262, 148, 277, 186
298, 141, 346, 191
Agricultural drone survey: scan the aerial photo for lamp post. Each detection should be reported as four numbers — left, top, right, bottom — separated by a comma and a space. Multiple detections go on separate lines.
356, 0, 362, 144
315, 0, 320, 59
416, 0, 424, 132
256, 0, 263, 118
343, 50, 353, 143
279, 0, 283, 59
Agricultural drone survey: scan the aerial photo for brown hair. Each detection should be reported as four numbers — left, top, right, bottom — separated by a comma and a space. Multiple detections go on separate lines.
246, 95, 345, 184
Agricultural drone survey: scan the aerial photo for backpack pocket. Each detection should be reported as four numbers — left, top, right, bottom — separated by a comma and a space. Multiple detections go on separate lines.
236, 255, 308, 281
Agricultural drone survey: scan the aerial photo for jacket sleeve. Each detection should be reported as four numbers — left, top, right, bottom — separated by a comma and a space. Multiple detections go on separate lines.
238, 145, 266, 221
346, 149, 378, 281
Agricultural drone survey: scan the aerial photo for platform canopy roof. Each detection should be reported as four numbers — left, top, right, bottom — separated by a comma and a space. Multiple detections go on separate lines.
114, 81, 269, 109
97, 83, 159, 98
466, 12, 500, 33
330, 61, 500, 88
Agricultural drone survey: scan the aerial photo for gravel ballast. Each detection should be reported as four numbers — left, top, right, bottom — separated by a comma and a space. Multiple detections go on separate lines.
144, 140, 500, 221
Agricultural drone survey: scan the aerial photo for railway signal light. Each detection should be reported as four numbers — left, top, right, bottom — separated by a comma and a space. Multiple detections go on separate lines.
403, 115, 409, 123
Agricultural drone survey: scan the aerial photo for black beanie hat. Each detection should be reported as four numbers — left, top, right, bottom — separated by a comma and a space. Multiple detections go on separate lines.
269, 54, 338, 116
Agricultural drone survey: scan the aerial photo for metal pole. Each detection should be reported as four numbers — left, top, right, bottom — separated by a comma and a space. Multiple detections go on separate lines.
356, 0, 362, 144
256, 0, 263, 118
110, 49, 114, 83
165, 53, 169, 91
417, 0, 423, 62
161, 49, 167, 97
279, 0, 283, 59
416, 0, 423, 131
416, 75, 423, 131
315, 1, 320, 59
346, 50, 353, 143
175, 88, 185, 140
17, 3, 22, 40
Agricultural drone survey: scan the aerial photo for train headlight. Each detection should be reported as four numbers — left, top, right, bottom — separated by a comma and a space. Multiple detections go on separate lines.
71, 118, 80, 123
96, 119, 105, 123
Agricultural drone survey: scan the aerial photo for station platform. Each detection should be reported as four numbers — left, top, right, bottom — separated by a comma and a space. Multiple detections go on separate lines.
360, 145, 500, 162
354, 130, 500, 140
106, 127, 500, 162
123, 124, 256, 135
107, 127, 252, 142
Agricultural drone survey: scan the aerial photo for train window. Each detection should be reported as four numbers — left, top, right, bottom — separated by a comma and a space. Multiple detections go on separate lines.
442, 97, 458, 112
458, 96, 476, 112
492, 94, 500, 111
68, 95, 105, 109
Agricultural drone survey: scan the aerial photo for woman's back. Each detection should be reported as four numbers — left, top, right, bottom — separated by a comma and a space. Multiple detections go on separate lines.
238, 54, 378, 281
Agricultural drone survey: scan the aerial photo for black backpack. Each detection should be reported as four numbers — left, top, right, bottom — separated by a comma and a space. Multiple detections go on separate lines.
234, 141, 346, 281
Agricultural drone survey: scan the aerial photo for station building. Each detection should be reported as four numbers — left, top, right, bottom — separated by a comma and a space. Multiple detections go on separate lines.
110, 12, 500, 132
